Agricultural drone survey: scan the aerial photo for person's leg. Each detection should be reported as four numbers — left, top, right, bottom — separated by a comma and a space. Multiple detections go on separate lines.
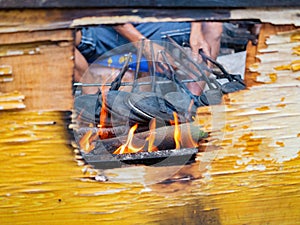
135, 22, 191, 43
75, 29, 110, 94
74, 48, 103, 94
74, 47, 88, 83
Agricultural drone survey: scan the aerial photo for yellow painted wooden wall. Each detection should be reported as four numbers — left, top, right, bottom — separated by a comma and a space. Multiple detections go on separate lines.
0, 24, 300, 224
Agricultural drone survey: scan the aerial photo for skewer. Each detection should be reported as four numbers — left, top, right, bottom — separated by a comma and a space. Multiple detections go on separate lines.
73, 78, 204, 87
149, 41, 167, 113
110, 52, 132, 91
159, 50, 202, 107
131, 38, 145, 93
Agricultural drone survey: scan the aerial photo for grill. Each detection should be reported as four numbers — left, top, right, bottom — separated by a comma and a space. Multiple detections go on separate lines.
74, 38, 245, 169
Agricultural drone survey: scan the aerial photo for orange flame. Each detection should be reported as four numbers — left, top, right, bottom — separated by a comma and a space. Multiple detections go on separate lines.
146, 118, 158, 152
98, 87, 109, 139
113, 124, 144, 154
173, 112, 181, 149
184, 100, 198, 148
79, 130, 96, 153
185, 123, 198, 148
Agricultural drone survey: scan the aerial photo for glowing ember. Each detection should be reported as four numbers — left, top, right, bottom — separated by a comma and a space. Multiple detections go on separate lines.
113, 124, 144, 154
146, 118, 158, 152
173, 112, 181, 149
79, 130, 96, 153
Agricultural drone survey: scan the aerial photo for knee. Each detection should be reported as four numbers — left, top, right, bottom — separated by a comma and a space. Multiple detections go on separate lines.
75, 30, 82, 47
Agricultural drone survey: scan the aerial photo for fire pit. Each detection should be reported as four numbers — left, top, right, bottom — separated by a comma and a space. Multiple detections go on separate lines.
73, 39, 244, 169
74, 121, 207, 169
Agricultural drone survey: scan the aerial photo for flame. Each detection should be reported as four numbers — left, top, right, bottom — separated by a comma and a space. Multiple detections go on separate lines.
173, 112, 181, 149
184, 100, 198, 148
98, 87, 109, 139
113, 124, 144, 154
79, 130, 96, 153
146, 118, 158, 152
186, 123, 198, 148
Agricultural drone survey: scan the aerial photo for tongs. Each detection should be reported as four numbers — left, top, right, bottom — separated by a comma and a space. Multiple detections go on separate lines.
158, 50, 202, 108
198, 49, 246, 90
109, 52, 133, 91
166, 35, 223, 106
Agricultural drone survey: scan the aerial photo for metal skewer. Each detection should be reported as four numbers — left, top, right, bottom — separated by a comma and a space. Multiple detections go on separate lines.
110, 52, 132, 91
131, 38, 145, 93
73, 78, 203, 87
149, 41, 167, 113
166, 35, 216, 90
159, 50, 202, 107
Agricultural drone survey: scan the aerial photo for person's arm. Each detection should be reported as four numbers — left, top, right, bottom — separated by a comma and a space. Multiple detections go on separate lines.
113, 23, 167, 65
187, 22, 223, 96
189, 22, 211, 59
202, 22, 223, 60
113, 23, 145, 44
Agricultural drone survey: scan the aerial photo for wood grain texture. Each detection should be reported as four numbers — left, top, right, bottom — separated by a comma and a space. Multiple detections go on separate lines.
0, 9, 230, 33
0, 0, 300, 8
0, 30, 73, 45
244, 24, 298, 87
0, 30, 74, 111
0, 91, 25, 110
0, 8, 299, 34
0, 24, 300, 225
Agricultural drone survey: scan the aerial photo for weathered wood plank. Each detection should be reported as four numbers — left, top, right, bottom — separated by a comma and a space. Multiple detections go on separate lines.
196, 24, 300, 173
244, 24, 298, 87
0, 9, 230, 33
0, 91, 25, 110
0, 30, 74, 111
0, 24, 300, 225
0, 8, 299, 34
0, 0, 299, 8
0, 29, 73, 45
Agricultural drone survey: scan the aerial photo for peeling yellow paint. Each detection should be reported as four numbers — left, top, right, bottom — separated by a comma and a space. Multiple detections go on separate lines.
0, 91, 25, 110
1, 24, 300, 225
276, 141, 285, 147
276, 103, 286, 108
274, 64, 291, 71
255, 106, 270, 111
292, 45, 300, 55
0, 65, 12, 75
291, 31, 300, 42
274, 60, 300, 72
268, 73, 278, 82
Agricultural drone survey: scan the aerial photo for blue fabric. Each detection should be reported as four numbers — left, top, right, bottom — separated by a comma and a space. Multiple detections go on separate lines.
78, 22, 192, 70
96, 53, 149, 72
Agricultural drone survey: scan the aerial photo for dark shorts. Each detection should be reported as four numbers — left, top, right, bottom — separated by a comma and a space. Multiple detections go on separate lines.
78, 22, 192, 63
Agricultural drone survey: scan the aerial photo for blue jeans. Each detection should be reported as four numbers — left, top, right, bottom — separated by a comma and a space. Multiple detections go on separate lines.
78, 22, 191, 64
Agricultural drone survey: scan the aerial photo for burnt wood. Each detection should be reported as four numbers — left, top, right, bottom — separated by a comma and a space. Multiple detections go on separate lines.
0, 0, 299, 8
76, 123, 207, 154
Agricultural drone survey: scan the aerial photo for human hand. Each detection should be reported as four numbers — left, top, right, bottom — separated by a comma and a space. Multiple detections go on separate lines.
189, 22, 211, 62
